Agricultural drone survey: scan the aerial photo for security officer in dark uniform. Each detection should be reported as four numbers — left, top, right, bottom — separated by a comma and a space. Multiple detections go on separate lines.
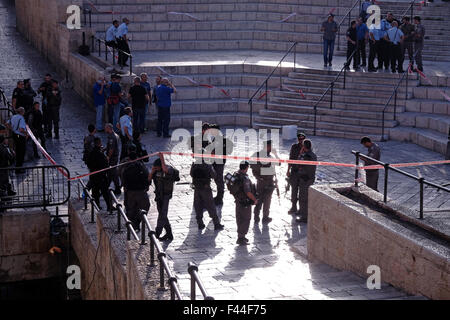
149, 154, 180, 241
38, 74, 53, 135
121, 145, 150, 230
286, 133, 306, 214
206, 124, 234, 205
296, 139, 317, 223
45, 80, 62, 139
105, 123, 121, 195
190, 154, 224, 231
86, 138, 111, 212
28, 102, 46, 158
344, 21, 358, 70
231, 161, 257, 245
0, 135, 16, 198
360, 136, 381, 191
250, 140, 278, 224
189, 122, 211, 154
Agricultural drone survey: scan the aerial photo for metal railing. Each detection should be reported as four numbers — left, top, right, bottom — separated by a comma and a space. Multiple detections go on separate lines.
312, 49, 357, 135
83, 8, 92, 28
353, 150, 450, 219
248, 41, 299, 126
337, 0, 362, 50
380, 50, 419, 140
400, 0, 417, 22
188, 262, 214, 300
0, 165, 71, 210
91, 35, 133, 75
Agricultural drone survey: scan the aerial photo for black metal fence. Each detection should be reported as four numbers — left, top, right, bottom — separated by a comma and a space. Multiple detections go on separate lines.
352, 150, 450, 219
91, 35, 133, 75
0, 165, 71, 210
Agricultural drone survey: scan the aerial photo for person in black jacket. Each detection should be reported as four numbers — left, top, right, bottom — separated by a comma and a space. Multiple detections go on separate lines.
28, 102, 46, 158
86, 138, 111, 211
46, 80, 62, 139
38, 74, 53, 135
296, 139, 317, 223
0, 135, 16, 198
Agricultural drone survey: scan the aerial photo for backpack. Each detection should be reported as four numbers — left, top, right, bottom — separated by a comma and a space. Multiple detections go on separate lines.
225, 172, 253, 206
122, 162, 149, 191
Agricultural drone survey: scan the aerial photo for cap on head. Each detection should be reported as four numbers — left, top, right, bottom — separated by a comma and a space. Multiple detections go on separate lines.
239, 161, 249, 171
297, 132, 306, 139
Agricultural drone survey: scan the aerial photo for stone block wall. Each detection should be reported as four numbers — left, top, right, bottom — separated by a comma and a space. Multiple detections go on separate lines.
307, 184, 450, 300
0, 210, 60, 282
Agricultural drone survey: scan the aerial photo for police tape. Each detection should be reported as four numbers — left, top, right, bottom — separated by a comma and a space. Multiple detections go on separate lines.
27, 129, 450, 182
168, 12, 202, 21
415, 68, 450, 103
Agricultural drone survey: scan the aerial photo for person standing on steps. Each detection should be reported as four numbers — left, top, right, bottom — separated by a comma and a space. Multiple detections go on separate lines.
413, 16, 425, 72
355, 17, 369, 70
105, 123, 121, 195
105, 20, 119, 49
320, 14, 338, 68
149, 153, 180, 241
38, 74, 53, 135
399, 16, 415, 73
93, 76, 106, 132
385, 21, 405, 73
7, 107, 27, 174
368, 22, 381, 72
344, 20, 358, 71
360, 136, 381, 192
28, 102, 46, 159
116, 18, 131, 68
140, 73, 152, 133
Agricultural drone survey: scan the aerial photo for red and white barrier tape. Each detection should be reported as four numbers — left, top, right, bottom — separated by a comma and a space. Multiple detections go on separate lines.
168, 12, 201, 21
415, 68, 450, 103
280, 13, 297, 23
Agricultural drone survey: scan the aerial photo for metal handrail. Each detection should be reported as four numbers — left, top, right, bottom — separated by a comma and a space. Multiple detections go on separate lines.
337, 0, 362, 50
188, 262, 214, 300
312, 49, 357, 135
0, 87, 14, 111
108, 190, 140, 240
352, 150, 450, 219
138, 209, 183, 300
399, 0, 416, 21
83, 8, 92, 28
91, 35, 133, 75
248, 41, 299, 126
380, 49, 419, 140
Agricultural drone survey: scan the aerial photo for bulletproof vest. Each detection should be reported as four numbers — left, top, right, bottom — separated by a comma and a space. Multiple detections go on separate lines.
251, 152, 274, 179
154, 167, 180, 196
226, 172, 254, 206
191, 163, 211, 188
122, 162, 149, 191
83, 135, 95, 163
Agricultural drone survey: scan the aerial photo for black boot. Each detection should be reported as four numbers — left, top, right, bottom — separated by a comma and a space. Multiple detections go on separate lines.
155, 226, 163, 239
160, 225, 174, 241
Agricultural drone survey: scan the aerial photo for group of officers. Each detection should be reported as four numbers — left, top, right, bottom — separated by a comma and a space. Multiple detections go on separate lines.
345, 12, 425, 73
81, 120, 383, 246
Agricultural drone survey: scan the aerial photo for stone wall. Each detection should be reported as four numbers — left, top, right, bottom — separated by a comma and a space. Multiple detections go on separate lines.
307, 183, 450, 300
69, 199, 170, 300
0, 210, 60, 282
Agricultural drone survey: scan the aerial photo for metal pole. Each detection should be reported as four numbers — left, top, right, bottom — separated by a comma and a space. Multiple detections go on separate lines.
419, 178, 424, 219
381, 111, 385, 141
384, 164, 389, 203
355, 152, 360, 187
105, 43, 108, 61
141, 214, 146, 245
394, 91, 397, 121
188, 262, 198, 300
265, 81, 268, 109
129, 55, 133, 75
249, 101, 253, 128
98, 39, 101, 57
116, 204, 122, 232
344, 68, 347, 90
109, 190, 113, 214
294, 43, 297, 71
149, 231, 155, 266
330, 82, 334, 109
84, 188, 88, 210
126, 222, 131, 241
158, 253, 166, 289
405, 70, 409, 101
90, 199, 95, 223
91, 36, 94, 53
313, 107, 317, 136
279, 61, 282, 90
42, 167, 46, 210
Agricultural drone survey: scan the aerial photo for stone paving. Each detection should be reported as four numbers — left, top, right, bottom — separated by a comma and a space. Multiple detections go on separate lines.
1, 0, 445, 300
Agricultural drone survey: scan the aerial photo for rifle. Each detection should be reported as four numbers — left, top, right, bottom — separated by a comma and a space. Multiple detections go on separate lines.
274, 171, 281, 205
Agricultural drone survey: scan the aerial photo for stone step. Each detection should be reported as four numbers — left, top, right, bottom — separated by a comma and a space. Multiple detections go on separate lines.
268, 95, 406, 112
164, 111, 250, 128
252, 121, 385, 141
389, 126, 447, 155
405, 98, 450, 116
262, 102, 398, 120
396, 111, 450, 135
259, 109, 398, 128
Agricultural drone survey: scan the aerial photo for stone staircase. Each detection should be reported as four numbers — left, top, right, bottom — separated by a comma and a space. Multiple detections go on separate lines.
253, 67, 419, 141
390, 74, 450, 155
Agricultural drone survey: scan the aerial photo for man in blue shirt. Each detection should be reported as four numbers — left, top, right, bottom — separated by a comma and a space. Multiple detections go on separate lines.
116, 18, 130, 68
155, 78, 176, 138
93, 77, 106, 132
355, 18, 369, 69
320, 14, 338, 68
7, 107, 28, 173
379, 13, 394, 71
368, 24, 381, 72
105, 20, 119, 48
385, 21, 405, 73
140, 73, 152, 132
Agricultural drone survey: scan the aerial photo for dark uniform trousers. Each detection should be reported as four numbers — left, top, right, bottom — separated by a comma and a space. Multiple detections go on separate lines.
120, 135, 130, 160
108, 157, 120, 190
236, 203, 251, 239
401, 41, 414, 70
156, 194, 171, 234
365, 169, 379, 191
117, 38, 130, 66
289, 171, 302, 210
125, 189, 150, 229
254, 178, 274, 218
213, 163, 225, 200
345, 42, 357, 69
368, 40, 381, 70
356, 39, 366, 66
390, 44, 403, 72
414, 41, 424, 70
298, 178, 315, 218
379, 39, 391, 70
48, 106, 60, 136
13, 135, 26, 168
194, 186, 220, 225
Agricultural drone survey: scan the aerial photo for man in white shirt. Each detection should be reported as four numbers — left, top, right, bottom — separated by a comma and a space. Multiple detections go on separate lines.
385, 21, 405, 73
105, 20, 119, 48
7, 107, 28, 173
116, 18, 130, 68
